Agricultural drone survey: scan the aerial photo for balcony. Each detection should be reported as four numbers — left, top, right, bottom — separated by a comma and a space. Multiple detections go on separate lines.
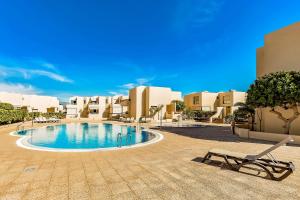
66, 104, 78, 109
88, 104, 100, 110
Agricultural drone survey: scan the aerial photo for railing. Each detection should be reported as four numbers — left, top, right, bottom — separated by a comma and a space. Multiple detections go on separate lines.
126, 132, 132, 145
117, 132, 122, 147
16, 123, 25, 133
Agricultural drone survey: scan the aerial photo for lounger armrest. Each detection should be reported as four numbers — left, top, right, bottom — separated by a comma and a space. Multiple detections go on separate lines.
244, 155, 257, 161
289, 162, 296, 172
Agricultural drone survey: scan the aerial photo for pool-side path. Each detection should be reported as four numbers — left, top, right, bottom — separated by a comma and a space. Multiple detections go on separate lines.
0, 119, 299, 200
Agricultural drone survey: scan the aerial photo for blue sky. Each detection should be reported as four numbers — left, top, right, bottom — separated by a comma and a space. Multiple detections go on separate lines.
0, 0, 300, 101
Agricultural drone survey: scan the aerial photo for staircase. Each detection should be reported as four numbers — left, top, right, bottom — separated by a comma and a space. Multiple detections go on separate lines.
80, 104, 90, 118
149, 104, 164, 120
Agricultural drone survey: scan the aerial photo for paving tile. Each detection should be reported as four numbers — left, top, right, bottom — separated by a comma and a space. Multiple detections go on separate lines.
112, 191, 138, 200
5, 183, 29, 193
0, 121, 299, 200
0, 192, 24, 200
47, 193, 69, 200
22, 188, 47, 200
134, 188, 161, 199
127, 178, 148, 191
109, 182, 132, 195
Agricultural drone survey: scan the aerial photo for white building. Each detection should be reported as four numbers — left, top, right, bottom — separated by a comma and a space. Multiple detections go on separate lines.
88, 96, 110, 119
0, 92, 60, 113
66, 95, 128, 119
66, 96, 89, 118
128, 86, 183, 121
108, 96, 128, 118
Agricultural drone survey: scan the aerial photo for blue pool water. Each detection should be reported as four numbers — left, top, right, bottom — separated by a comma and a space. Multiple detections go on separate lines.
16, 123, 154, 149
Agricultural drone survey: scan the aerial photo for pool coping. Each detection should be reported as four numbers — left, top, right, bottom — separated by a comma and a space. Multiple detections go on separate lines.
10, 122, 164, 152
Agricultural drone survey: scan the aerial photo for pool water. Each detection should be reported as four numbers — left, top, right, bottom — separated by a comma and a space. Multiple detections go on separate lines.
16, 123, 155, 150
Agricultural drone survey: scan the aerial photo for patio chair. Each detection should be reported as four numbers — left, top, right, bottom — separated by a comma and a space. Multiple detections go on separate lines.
202, 136, 295, 181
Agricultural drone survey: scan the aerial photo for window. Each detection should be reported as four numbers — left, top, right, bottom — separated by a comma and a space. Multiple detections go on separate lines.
193, 96, 200, 105
223, 96, 231, 104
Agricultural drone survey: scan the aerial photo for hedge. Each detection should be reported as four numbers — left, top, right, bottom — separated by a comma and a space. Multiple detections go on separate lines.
0, 109, 27, 124
0, 110, 66, 125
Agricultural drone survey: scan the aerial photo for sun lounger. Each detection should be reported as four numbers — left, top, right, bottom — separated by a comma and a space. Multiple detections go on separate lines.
202, 136, 295, 181
48, 117, 60, 123
33, 117, 41, 123
41, 117, 48, 123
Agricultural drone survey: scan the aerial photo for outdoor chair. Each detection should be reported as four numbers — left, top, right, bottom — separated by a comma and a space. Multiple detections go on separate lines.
202, 136, 295, 181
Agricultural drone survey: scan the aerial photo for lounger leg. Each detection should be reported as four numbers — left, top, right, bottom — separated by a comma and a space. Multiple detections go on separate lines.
273, 169, 293, 181
224, 156, 239, 171
202, 153, 212, 163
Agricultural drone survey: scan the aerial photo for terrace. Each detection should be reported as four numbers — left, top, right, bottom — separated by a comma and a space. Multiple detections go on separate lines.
0, 119, 299, 200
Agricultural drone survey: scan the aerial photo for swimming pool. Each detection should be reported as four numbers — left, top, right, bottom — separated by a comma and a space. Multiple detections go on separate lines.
13, 123, 163, 152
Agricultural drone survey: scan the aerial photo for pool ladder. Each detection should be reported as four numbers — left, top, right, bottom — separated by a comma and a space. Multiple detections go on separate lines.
117, 133, 122, 147
117, 132, 133, 148
16, 124, 25, 133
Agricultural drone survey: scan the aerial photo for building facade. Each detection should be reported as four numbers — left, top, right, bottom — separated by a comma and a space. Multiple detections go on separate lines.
128, 86, 182, 121
184, 91, 219, 111
256, 22, 300, 134
0, 92, 60, 113
66, 95, 128, 119
184, 90, 246, 119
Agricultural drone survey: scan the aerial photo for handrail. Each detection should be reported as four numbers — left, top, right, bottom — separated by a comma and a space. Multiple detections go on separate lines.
16, 123, 24, 132
117, 132, 122, 147
126, 132, 132, 145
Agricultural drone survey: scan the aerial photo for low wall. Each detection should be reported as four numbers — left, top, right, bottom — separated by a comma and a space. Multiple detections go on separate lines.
235, 127, 300, 145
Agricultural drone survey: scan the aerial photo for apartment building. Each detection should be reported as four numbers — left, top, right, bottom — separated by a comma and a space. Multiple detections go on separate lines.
108, 96, 128, 119
0, 92, 60, 113
184, 91, 218, 111
88, 96, 110, 119
128, 86, 182, 121
66, 96, 89, 118
255, 22, 300, 134
218, 90, 247, 117
184, 90, 246, 119
66, 95, 128, 119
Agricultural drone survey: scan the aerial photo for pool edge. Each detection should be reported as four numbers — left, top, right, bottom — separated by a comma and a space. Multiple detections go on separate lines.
14, 126, 164, 152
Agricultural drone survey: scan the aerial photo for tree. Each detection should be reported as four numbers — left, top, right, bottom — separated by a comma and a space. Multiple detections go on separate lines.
233, 102, 255, 130
175, 101, 185, 112
247, 71, 300, 134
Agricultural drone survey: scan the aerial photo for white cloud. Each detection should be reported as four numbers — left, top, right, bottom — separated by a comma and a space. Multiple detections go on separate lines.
121, 83, 136, 89
25, 58, 57, 70
30, 70, 73, 83
136, 78, 149, 85
0, 82, 40, 94
0, 65, 73, 83
173, 0, 224, 31
108, 91, 127, 96
39, 62, 56, 70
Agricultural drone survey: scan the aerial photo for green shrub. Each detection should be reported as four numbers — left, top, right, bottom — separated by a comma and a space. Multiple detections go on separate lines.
224, 115, 234, 124
193, 110, 216, 121
0, 109, 26, 124
0, 103, 14, 110
182, 108, 195, 119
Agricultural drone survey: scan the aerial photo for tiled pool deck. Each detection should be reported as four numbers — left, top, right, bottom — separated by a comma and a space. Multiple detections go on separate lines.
0, 120, 299, 200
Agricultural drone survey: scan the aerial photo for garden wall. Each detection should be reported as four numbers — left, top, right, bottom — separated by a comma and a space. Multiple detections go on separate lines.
235, 127, 300, 145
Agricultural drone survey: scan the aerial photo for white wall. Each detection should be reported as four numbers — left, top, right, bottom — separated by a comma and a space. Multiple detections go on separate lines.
0, 92, 60, 113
